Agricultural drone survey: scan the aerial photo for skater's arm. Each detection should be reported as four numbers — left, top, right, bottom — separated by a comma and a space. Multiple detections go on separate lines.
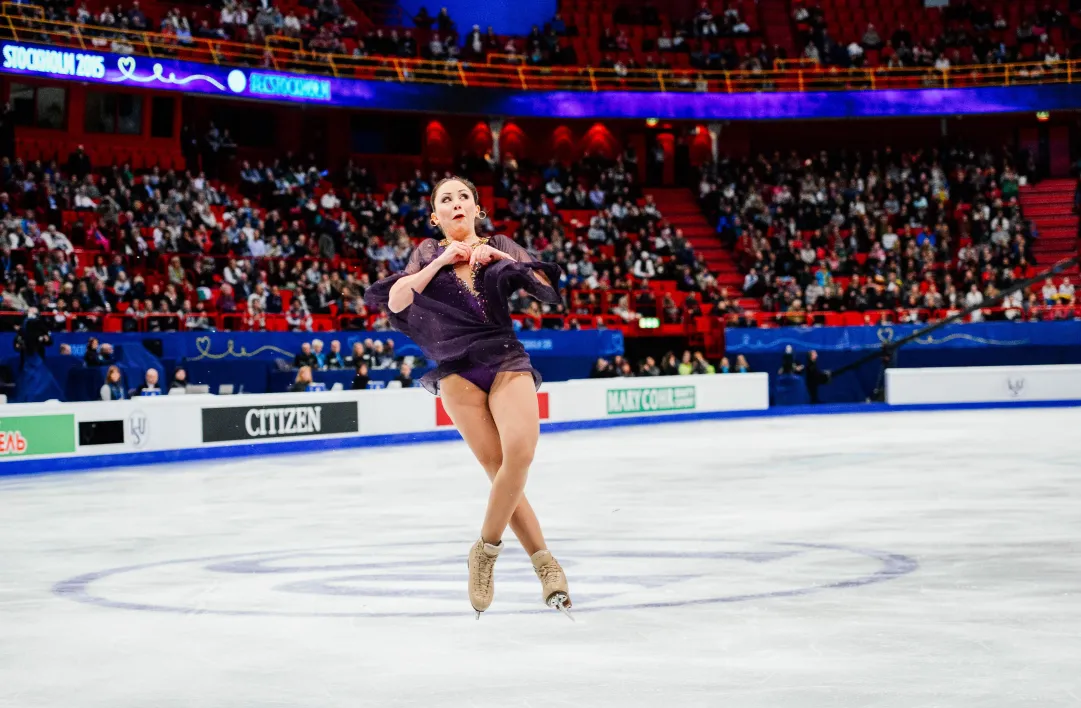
387, 241, 470, 313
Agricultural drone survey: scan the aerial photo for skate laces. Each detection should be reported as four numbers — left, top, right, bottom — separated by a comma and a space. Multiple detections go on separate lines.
536, 559, 563, 588
473, 550, 496, 592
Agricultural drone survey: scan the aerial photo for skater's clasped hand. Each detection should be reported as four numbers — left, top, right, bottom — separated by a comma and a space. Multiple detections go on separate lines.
436, 240, 473, 266
469, 244, 514, 268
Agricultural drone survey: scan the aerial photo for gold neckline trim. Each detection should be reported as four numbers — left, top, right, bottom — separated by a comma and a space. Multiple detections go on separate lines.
438, 237, 490, 249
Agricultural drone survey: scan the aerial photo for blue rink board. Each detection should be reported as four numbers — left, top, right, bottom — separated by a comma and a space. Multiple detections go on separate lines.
1, 399, 1078, 477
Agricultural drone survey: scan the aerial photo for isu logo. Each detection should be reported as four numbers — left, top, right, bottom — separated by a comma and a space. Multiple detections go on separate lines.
128, 411, 149, 449
1007, 378, 1025, 398
436, 393, 549, 427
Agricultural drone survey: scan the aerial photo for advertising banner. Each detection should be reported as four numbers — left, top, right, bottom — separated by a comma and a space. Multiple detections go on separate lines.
0, 414, 76, 457
605, 386, 697, 415
202, 401, 359, 443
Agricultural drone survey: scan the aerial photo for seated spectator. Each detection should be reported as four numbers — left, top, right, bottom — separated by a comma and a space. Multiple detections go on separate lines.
171, 368, 188, 390
692, 351, 715, 374
84, 337, 105, 366
346, 341, 367, 367
677, 351, 694, 375
132, 368, 161, 396
293, 342, 318, 369
311, 338, 327, 369
286, 299, 313, 332
290, 365, 314, 392
395, 362, 414, 388
1058, 278, 1075, 304
326, 340, 346, 369
1041, 277, 1058, 305
100, 366, 125, 401
368, 340, 394, 369
351, 362, 370, 390
862, 24, 882, 49
590, 357, 616, 378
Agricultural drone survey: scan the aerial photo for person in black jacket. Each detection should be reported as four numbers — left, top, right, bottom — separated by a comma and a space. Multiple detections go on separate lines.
804, 350, 830, 404
395, 362, 414, 388
351, 362, 370, 390
84, 337, 104, 366
293, 342, 318, 369
171, 368, 189, 390
13, 309, 52, 367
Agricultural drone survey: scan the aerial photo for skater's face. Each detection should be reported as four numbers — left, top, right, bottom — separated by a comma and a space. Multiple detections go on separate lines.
432, 180, 479, 240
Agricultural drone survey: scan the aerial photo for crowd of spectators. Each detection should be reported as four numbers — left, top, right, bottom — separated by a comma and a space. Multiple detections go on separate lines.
21, 0, 772, 74
696, 144, 1077, 326
0, 125, 730, 337
795, 0, 1078, 73
0, 138, 456, 333
8, 128, 1074, 341
289, 335, 417, 389
590, 350, 752, 378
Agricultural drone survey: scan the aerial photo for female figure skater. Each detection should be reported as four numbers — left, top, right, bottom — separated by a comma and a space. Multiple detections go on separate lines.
365, 177, 571, 618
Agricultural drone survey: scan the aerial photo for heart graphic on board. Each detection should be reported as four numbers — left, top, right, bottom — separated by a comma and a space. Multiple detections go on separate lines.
116, 56, 137, 77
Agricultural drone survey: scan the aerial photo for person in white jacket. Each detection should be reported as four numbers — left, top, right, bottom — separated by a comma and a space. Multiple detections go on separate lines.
964, 284, 985, 322
632, 251, 656, 280
42, 225, 73, 255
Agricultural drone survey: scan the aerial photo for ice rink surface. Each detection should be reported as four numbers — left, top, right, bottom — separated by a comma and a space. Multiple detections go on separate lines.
2, 407, 1080, 708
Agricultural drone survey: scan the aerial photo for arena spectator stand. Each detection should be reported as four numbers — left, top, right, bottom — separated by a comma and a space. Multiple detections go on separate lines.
693, 146, 1081, 328
2, 136, 1077, 361
792, 0, 1077, 70
0, 135, 734, 360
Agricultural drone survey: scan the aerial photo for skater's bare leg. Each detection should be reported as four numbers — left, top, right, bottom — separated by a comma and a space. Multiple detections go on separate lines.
481, 371, 541, 546
440, 374, 546, 554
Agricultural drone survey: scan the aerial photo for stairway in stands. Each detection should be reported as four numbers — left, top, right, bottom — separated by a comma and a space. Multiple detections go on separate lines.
648, 188, 743, 291
1019, 178, 1080, 278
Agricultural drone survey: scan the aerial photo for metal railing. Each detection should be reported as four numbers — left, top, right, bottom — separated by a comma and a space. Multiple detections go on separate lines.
0, 10, 1076, 94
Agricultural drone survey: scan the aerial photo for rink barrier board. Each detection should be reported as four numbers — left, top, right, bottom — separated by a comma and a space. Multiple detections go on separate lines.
885, 364, 1081, 405
0, 374, 770, 474
1, 398, 1079, 477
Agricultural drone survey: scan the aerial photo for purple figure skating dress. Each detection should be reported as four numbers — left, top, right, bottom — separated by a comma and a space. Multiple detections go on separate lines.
364, 235, 562, 394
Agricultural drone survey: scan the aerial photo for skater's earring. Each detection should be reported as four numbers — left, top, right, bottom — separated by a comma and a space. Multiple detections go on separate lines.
477, 209, 488, 221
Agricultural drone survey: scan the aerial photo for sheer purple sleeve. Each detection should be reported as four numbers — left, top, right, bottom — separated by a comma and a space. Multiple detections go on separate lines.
364, 238, 438, 311
490, 234, 538, 265
484, 234, 563, 308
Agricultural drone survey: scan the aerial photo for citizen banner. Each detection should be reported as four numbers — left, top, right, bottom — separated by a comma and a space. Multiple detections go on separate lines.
201, 402, 359, 443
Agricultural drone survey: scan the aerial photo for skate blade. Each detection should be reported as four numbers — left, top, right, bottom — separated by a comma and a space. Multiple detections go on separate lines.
547, 593, 575, 622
